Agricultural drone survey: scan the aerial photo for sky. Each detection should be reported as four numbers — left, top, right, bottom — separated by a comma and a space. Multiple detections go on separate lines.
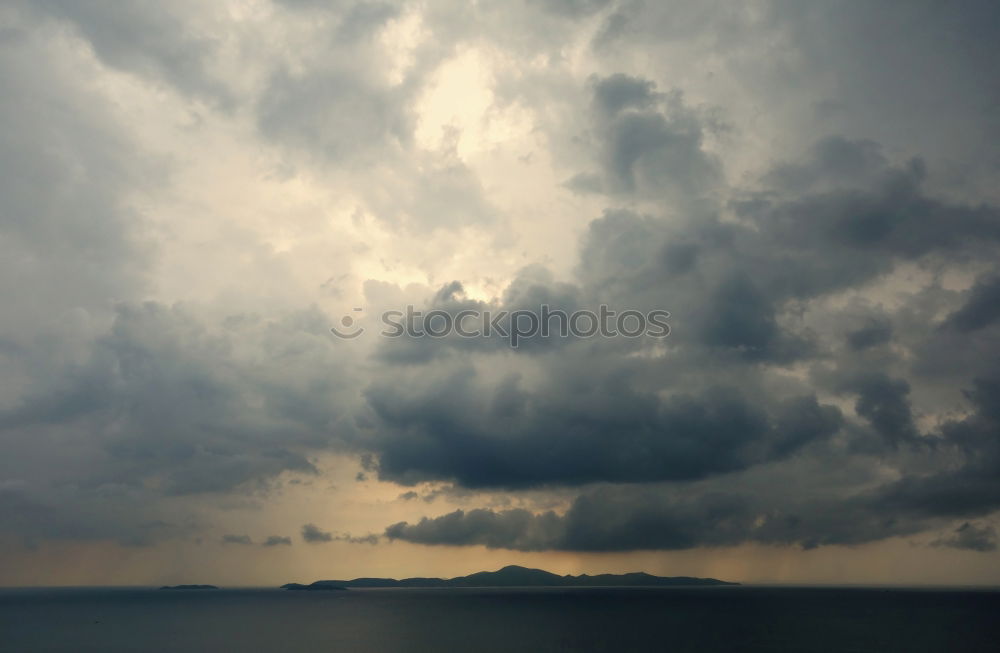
1, 0, 1000, 587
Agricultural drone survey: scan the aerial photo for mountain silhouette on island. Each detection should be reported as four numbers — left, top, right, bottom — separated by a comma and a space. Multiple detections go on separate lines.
281, 565, 737, 590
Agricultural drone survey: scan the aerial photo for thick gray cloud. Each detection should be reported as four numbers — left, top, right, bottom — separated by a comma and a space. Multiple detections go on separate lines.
387, 461, 1000, 553
846, 319, 892, 351
566, 74, 723, 207
0, 299, 360, 544
944, 274, 1000, 333
0, 303, 352, 495
845, 374, 920, 448
387, 362, 1000, 551
222, 534, 253, 545
262, 535, 293, 547
387, 485, 893, 552
364, 369, 841, 487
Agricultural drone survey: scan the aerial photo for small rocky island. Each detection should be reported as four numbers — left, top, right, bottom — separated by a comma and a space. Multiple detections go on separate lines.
159, 585, 219, 590
282, 565, 737, 590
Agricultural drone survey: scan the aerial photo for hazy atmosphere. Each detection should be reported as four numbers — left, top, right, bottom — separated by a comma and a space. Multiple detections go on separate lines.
2, 0, 1000, 588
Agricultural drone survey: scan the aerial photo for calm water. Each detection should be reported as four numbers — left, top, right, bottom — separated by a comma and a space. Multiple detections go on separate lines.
1, 586, 998, 652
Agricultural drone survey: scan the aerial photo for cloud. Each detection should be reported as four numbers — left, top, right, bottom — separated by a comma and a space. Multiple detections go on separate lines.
387, 508, 563, 552
221, 534, 253, 545
358, 133, 1000, 494
357, 126, 1000, 553
257, 67, 411, 164
386, 366, 1000, 551
579, 75, 723, 204
846, 319, 892, 351
301, 523, 333, 543
385, 477, 994, 553
0, 302, 352, 495
933, 523, 998, 553
262, 535, 293, 547
15, 0, 234, 106
366, 370, 841, 488
847, 374, 920, 447
301, 523, 378, 545
944, 274, 1000, 333
0, 19, 154, 337
0, 298, 362, 545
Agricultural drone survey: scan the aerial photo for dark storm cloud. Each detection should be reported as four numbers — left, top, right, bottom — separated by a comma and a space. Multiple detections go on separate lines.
0, 297, 362, 544
943, 274, 1000, 333
387, 508, 563, 551
384, 487, 825, 552
0, 303, 354, 496
575, 75, 722, 201
872, 373, 1000, 521
846, 319, 892, 351
697, 274, 812, 362
365, 368, 842, 488
389, 361, 1000, 551
747, 158, 1000, 263
386, 471, 998, 553
845, 374, 920, 447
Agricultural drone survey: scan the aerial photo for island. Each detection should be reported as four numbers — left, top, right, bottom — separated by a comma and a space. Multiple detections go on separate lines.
282, 565, 737, 590
158, 585, 219, 590
281, 582, 348, 591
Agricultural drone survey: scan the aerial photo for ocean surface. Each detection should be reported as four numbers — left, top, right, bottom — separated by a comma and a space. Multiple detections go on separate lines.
1, 586, 997, 652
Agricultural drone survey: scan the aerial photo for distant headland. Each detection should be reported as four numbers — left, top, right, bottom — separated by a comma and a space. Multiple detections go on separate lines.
282, 565, 738, 590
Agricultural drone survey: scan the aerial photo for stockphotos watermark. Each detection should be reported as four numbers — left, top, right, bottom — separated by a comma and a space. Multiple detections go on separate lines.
331, 305, 670, 347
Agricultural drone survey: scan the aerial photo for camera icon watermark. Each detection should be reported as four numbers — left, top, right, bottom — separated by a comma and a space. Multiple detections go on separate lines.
331, 305, 670, 348
329, 307, 365, 339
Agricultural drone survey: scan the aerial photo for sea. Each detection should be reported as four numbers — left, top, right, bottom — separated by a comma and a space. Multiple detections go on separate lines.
1, 586, 997, 652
